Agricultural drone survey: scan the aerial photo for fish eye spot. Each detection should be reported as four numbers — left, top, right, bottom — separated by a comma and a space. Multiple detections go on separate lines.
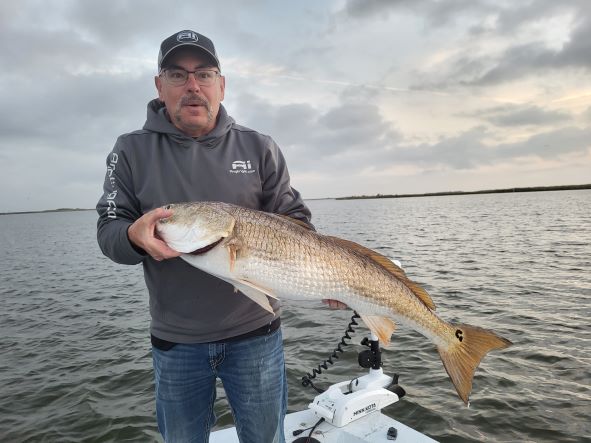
455, 329, 464, 342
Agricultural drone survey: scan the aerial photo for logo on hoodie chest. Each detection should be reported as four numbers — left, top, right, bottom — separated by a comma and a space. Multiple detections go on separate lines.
229, 160, 256, 174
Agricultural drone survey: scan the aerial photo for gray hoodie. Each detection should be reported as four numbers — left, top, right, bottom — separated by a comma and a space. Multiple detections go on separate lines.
97, 99, 312, 343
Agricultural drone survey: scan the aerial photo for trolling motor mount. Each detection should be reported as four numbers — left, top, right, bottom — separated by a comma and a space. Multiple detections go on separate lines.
358, 336, 383, 370
308, 333, 406, 427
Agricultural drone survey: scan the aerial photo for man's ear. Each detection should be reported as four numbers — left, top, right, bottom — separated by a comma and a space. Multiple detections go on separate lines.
155, 75, 164, 100
219, 75, 226, 101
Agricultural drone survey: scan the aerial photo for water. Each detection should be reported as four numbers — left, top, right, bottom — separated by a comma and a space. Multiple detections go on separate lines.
1, 191, 590, 442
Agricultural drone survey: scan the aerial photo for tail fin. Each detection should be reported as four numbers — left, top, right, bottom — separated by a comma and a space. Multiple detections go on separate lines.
438, 324, 512, 405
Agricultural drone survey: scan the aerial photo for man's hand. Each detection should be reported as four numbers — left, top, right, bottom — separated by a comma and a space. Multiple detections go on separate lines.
128, 207, 182, 261
322, 299, 349, 310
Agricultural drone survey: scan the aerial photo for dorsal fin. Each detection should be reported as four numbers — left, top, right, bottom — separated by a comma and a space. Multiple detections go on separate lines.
327, 236, 436, 311
277, 214, 314, 230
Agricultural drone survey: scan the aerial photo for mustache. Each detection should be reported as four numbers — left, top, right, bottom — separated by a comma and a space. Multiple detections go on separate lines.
180, 94, 211, 109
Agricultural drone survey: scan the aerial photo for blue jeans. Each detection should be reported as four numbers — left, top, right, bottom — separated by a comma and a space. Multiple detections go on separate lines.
152, 328, 287, 443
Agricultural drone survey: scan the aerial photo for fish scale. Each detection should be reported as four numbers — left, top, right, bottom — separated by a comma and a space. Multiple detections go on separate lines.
237, 212, 427, 323
157, 201, 512, 404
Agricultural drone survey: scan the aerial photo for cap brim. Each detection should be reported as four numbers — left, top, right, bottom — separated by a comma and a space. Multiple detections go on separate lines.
159, 43, 220, 70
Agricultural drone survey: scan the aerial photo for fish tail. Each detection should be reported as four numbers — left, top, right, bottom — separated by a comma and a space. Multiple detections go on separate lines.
437, 323, 512, 404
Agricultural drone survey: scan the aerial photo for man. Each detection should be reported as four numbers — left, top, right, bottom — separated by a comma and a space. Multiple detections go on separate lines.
96, 30, 312, 443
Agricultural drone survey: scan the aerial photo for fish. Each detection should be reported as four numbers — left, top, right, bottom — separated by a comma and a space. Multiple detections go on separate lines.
156, 201, 512, 404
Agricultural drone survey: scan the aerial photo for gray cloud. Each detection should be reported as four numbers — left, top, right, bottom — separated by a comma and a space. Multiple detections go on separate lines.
474, 18, 591, 86
344, 0, 586, 35
400, 127, 489, 169
0, 28, 102, 72
462, 105, 572, 127
379, 125, 591, 170
408, 1, 591, 88
343, 0, 497, 27
473, 0, 571, 34
232, 91, 402, 172
232, 93, 590, 173
498, 126, 591, 159
343, 0, 590, 89
0, 72, 153, 153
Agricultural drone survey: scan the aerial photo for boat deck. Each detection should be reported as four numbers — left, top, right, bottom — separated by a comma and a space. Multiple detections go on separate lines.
210, 408, 438, 443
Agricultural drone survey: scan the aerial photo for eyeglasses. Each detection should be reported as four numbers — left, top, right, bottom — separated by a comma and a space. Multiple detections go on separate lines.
160, 68, 221, 86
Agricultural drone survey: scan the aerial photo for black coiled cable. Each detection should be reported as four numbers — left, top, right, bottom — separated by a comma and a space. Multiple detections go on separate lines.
301, 311, 361, 393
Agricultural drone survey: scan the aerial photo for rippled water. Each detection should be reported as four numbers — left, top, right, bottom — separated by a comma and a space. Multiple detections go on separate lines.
1, 191, 590, 442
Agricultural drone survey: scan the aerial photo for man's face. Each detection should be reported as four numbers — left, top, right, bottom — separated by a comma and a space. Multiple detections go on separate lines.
155, 49, 225, 137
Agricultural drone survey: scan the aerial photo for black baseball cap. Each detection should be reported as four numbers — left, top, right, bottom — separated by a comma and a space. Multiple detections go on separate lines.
158, 30, 220, 71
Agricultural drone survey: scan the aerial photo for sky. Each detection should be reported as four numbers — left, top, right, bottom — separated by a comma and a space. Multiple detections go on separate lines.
1, 0, 590, 212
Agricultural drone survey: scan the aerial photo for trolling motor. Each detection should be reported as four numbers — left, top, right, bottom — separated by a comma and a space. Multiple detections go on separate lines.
306, 332, 406, 427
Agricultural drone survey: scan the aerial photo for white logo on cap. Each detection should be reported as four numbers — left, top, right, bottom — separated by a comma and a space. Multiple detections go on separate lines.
177, 31, 198, 42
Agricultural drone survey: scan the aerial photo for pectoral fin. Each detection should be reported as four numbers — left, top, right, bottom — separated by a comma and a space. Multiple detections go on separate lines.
227, 238, 244, 272
236, 278, 279, 300
228, 244, 237, 272
233, 281, 275, 314
359, 314, 396, 345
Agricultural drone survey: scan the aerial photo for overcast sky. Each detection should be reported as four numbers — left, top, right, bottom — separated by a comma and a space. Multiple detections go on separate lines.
1, 0, 590, 212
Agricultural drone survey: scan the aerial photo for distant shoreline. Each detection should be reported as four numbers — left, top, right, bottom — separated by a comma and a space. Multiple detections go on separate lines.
336, 184, 591, 200
0, 208, 94, 216
1, 184, 589, 214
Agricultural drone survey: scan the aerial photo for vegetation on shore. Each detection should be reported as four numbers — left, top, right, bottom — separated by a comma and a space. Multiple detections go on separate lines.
0, 208, 93, 216
337, 184, 591, 200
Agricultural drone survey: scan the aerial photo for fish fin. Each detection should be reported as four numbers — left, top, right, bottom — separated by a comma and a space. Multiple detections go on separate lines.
328, 237, 436, 311
277, 214, 314, 230
438, 323, 512, 405
359, 314, 396, 345
228, 244, 237, 272
232, 281, 275, 314
236, 278, 279, 300
226, 238, 245, 272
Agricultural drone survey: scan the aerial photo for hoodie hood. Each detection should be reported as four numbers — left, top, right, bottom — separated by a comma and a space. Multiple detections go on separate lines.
143, 99, 234, 146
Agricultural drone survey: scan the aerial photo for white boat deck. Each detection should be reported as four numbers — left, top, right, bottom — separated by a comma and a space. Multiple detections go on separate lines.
210, 408, 438, 443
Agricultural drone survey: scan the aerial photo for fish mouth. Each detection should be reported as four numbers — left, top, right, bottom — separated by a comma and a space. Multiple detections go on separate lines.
188, 237, 224, 255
